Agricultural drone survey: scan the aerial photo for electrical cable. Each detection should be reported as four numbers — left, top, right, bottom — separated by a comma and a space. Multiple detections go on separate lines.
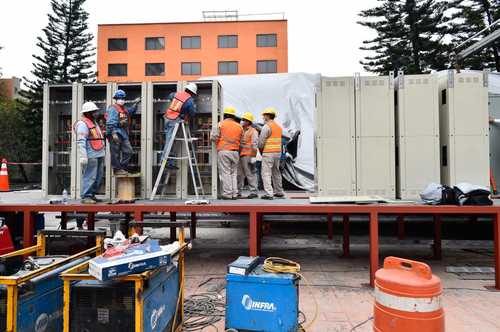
262, 257, 319, 331
182, 292, 226, 331
350, 316, 373, 331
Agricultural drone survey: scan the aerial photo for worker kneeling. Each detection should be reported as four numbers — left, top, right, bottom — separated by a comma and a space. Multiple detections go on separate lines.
212, 107, 243, 200
238, 112, 259, 199
74, 102, 106, 204
258, 108, 285, 200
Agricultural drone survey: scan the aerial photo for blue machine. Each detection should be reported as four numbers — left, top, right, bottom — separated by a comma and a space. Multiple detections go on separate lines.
226, 258, 299, 332
0, 256, 88, 332
70, 263, 179, 332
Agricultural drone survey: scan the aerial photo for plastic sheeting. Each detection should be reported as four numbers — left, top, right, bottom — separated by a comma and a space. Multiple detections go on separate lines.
202, 73, 320, 191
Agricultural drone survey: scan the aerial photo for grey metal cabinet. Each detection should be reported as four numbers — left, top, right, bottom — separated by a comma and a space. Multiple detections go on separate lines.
316, 77, 356, 195
439, 70, 489, 187
395, 73, 440, 199
42, 83, 78, 198
355, 73, 396, 198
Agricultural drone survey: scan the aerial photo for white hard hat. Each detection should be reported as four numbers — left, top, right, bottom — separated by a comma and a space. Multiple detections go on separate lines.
81, 101, 100, 114
185, 82, 198, 95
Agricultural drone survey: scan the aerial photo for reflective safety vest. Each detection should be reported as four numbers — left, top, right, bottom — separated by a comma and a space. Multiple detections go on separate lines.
113, 104, 129, 128
263, 120, 282, 154
165, 91, 192, 120
216, 119, 243, 151
240, 127, 258, 157
74, 117, 105, 151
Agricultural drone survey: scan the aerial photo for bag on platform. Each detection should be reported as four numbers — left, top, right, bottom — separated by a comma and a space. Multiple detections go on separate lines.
453, 183, 493, 206
420, 183, 458, 205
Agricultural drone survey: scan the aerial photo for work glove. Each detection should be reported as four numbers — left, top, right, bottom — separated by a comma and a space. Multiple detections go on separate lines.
112, 132, 121, 144
80, 157, 88, 167
250, 157, 257, 165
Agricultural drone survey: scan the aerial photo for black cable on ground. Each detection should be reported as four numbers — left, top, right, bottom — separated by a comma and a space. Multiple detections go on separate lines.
350, 316, 373, 331
183, 292, 226, 331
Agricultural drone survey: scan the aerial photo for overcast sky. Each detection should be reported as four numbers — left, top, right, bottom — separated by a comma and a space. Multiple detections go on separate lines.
0, 0, 379, 80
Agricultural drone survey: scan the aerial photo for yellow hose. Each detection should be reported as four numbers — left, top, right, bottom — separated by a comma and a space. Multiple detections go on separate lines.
262, 257, 318, 331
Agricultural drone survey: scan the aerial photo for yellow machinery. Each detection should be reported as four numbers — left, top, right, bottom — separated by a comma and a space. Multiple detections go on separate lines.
61, 221, 189, 332
0, 229, 105, 332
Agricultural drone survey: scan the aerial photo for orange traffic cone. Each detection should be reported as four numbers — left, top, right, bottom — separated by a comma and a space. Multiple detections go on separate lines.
0, 159, 10, 192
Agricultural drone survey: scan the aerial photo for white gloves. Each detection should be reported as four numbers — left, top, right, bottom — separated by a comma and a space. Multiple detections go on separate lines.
80, 157, 88, 166
250, 157, 257, 164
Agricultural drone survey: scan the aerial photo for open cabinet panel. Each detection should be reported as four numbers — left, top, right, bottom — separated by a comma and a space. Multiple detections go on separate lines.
111, 83, 147, 198
147, 82, 179, 198
42, 84, 77, 198
75, 83, 112, 199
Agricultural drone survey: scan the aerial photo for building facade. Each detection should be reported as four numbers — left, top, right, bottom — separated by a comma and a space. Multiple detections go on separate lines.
97, 20, 288, 82
0, 77, 22, 100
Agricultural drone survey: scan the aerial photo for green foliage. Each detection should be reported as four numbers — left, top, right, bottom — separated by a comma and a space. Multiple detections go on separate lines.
449, 0, 500, 71
21, 0, 95, 162
358, 0, 452, 74
0, 100, 39, 162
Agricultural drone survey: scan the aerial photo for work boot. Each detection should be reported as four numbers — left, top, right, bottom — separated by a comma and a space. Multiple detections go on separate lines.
246, 193, 258, 199
221, 195, 233, 200
81, 197, 96, 204
274, 193, 285, 199
114, 169, 128, 176
236, 194, 243, 199
261, 194, 274, 200
91, 196, 103, 203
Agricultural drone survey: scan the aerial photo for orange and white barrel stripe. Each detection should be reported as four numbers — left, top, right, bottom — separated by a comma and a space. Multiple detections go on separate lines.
373, 257, 444, 332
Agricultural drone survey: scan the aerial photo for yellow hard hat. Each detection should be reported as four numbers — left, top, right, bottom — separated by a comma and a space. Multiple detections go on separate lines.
224, 107, 237, 116
241, 112, 254, 123
261, 107, 277, 117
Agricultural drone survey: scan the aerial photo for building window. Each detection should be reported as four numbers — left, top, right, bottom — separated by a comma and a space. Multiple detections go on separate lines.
256, 34, 277, 47
145, 37, 165, 50
145, 63, 165, 76
108, 64, 127, 76
218, 35, 238, 48
181, 62, 201, 75
257, 60, 277, 74
181, 36, 201, 49
108, 38, 127, 51
218, 61, 238, 75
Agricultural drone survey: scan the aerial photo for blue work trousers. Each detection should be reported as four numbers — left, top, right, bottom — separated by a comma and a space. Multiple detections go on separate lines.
81, 157, 104, 198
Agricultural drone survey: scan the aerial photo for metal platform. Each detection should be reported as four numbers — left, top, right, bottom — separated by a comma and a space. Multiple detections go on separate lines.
0, 199, 499, 289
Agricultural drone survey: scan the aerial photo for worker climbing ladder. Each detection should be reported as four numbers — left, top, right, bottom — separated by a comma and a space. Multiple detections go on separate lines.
150, 120, 205, 200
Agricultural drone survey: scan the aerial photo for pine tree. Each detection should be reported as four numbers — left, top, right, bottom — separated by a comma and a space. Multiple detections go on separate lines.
21, 0, 95, 161
449, 0, 500, 71
358, 0, 451, 74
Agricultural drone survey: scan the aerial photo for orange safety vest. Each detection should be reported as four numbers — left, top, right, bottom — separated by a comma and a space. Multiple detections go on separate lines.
240, 127, 258, 157
263, 120, 282, 154
165, 91, 192, 120
216, 119, 243, 151
74, 117, 105, 151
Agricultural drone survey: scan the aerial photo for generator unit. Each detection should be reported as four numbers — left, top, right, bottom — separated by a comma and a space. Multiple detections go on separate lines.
70, 263, 180, 332
0, 256, 88, 332
226, 259, 300, 332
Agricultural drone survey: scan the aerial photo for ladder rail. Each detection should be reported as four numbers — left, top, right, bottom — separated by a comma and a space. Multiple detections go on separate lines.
186, 125, 206, 196
150, 120, 206, 200
150, 121, 180, 200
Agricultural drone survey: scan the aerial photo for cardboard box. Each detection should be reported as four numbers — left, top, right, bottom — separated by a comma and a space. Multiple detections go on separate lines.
89, 240, 172, 281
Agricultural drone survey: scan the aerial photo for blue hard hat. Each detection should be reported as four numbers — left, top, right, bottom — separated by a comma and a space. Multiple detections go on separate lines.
113, 89, 126, 99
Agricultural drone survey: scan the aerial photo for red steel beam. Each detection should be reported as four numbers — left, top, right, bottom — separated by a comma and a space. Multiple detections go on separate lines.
495, 212, 500, 289
369, 211, 379, 287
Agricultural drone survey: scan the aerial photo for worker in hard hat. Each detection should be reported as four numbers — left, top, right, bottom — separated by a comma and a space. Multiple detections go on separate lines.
74, 102, 106, 204
162, 82, 198, 168
105, 89, 140, 175
258, 108, 285, 199
211, 107, 244, 199
238, 112, 259, 199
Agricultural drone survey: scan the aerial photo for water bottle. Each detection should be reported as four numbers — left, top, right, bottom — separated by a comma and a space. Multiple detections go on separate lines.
62, 189, 68, 204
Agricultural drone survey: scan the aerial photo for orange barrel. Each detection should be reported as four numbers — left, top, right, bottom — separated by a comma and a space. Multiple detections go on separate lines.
373, 256, 444, 332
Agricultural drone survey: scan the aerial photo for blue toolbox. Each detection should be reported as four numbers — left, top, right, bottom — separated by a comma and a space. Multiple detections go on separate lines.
69, 263, 180, 332
226, 258, 300, 332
